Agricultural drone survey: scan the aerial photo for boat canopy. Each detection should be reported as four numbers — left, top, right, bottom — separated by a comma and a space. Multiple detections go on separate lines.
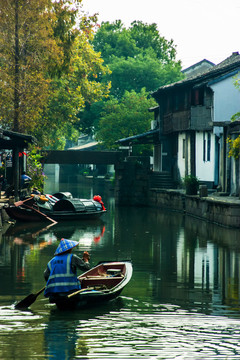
52, 199, 102, 212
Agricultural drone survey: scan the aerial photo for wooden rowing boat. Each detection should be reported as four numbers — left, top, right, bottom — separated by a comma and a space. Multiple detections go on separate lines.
48, 261, 133, 310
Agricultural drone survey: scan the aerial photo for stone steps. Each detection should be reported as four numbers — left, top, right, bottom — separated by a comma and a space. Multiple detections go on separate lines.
149, 171, 176, 189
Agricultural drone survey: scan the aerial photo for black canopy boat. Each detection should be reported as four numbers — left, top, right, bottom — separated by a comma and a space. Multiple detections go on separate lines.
5, 192, 106, 223
48, 261, 133, 310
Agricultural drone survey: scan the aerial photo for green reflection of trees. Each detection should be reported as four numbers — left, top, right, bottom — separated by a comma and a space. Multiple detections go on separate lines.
0, 325, 44, 360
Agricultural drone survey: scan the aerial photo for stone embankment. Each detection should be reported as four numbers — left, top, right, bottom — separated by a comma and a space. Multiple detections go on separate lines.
148, 188, 240, 228
115, 160, 240, 228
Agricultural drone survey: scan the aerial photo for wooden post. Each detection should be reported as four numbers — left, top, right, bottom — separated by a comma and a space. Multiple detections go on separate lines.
12, 146, 20, 201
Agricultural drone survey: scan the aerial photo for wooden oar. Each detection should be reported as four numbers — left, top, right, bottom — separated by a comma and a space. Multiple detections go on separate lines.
14, 271, 88, 310
15, 282, 93, 309
14, 198, 57, 224
67, 287, 94, 298
15, 286, 46, 310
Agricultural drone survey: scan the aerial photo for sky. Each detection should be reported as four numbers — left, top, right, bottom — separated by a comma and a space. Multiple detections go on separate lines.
82, 0, 240, 69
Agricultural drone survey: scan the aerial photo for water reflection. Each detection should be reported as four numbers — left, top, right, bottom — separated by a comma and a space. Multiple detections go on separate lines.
44, 315, 80, 359
1, 203, 240, 316
0, 219, 106, 303
1, 184, 240, 358
44, 299, 125, 359
148, 210, 240, 317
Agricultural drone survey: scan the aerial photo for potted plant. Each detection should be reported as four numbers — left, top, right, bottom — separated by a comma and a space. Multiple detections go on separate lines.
183, 175, 199, 195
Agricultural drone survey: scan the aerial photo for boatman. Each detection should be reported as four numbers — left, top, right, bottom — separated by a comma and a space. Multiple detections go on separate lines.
43, 238, 90, 300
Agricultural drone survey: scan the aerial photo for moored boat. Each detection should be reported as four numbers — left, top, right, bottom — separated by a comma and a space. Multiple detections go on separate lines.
48, 261, 133, 310
5, 192, 106, 223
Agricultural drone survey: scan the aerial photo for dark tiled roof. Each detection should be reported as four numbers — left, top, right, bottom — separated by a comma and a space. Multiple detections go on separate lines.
152, 52, 240, 98
2, 129, 37, 143
116, 129, 159, 145
0, 129, 37, 149
182, 59, 215, 73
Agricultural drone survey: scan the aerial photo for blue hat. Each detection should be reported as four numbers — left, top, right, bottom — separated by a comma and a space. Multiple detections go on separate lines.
54, 238, 79, 255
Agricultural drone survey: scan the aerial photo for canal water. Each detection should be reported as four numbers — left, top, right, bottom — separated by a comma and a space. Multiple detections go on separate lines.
1, 180, 240, 359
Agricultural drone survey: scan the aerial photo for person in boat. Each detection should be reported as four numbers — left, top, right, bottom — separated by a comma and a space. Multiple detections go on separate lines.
43, 238, 90, 300
21, 171, 32, 188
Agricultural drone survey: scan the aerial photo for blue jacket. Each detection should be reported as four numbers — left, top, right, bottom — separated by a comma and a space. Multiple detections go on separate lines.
44, 253, 80, 297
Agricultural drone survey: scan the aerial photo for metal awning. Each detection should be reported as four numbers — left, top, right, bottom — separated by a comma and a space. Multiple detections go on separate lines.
116, 129, 160, 145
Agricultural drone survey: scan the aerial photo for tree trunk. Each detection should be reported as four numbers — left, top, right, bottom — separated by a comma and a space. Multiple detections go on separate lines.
14, 0, 20, 132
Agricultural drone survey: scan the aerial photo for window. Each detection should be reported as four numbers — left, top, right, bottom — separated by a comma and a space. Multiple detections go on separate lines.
191, 88, 204, 106
182, 139, 185, 159
207, 132, 211, 161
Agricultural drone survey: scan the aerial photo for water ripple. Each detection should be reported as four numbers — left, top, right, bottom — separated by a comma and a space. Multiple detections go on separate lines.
75, 307, 240, 359
0, 306, 44, 333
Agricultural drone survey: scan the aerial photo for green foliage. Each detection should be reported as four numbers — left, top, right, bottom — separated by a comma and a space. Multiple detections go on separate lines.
95, 89, 157, 150
79, 20, 184, 135
26, 147, 47, 192
0, 0, 110, 149
91, 21, 183, 99
105, 54, 183, 98
227, 136, 240, 159
0, 0, 61, 132
231, 112, 240, 122
227, 77, 240, 159
34, 3, 111, 149
77, 101, 105, 136
182, 175, 199, 195
182, 175, 200, 187
129, 21, 177, 62
92, 20, 178, 64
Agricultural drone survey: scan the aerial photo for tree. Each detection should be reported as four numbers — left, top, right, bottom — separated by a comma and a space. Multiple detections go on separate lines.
79, 20, 183, 135
95, 89, 157, 150
36, 17, 111, 149
92, 20, 178, 64
0, 0, 111, 149
0, 0, 60, 132
104, 54, 183, 98
34, 0, 111, 149
91, 21, 183, 99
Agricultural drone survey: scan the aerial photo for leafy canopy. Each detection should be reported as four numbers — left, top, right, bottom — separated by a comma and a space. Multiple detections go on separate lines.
91, 20, 183, 99
0, 0, 110, 149
0, 0, 60, 132
95, 89, 157, 149
92, 20, 177, 64
79, 20, 183, 140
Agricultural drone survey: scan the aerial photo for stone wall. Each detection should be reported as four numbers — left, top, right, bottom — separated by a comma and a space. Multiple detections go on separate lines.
185, 196, 240, 228
147, 191, 240, 228
115, 157, 150, 206
115, 158, 240, 227
148, 189, 185, 212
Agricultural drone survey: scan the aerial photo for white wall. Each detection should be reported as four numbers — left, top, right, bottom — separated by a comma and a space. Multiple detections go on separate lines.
178, 133, 186, 179
195, 132, 215, 182
178, 132, 215, 182
210, 71, 240, 125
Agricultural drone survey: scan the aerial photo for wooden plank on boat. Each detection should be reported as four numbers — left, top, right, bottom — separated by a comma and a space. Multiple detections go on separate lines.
15, 199, 57, 224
